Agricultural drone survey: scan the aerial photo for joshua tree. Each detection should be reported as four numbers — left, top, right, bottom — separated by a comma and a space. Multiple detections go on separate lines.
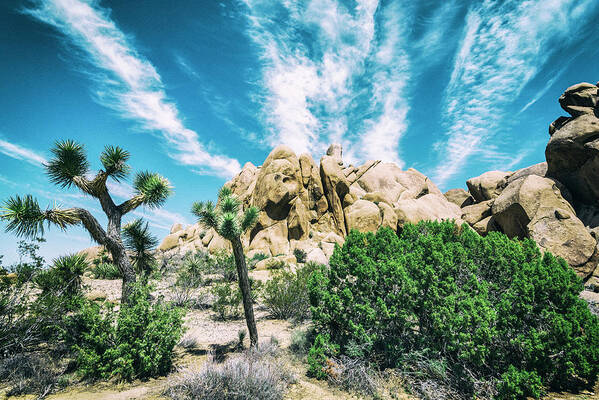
122, 218, 158, 281
0, 140, 171, 303
192, 186, 260, 347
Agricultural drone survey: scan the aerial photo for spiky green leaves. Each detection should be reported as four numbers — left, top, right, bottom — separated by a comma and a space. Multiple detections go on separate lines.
191, 201, 218, 229
133, 171, 172, 208
220, 195, 240, 214
0, 195, 80, 238
46, 140, 89, 189
1, 195, 45, 238
122, 218, 158, 251
100, 145, 131, 181
218, 186, 233, 200
219, 212, 240, 240
241, 206, 259, 232
192, 187, 260, 241
122, 218, 158, 276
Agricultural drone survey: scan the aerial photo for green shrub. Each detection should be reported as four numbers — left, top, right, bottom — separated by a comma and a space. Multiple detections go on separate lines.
91, 249, 111, 267
290, 328, 315, 356
307, 221, 599, 398
92, 262, 122, 279
176, 252, 209, 287
211, 278, 262, 320
211, 282, 243, 320
307, 333, 338, 379
9, 239, 46, 286
34, 253, 87, 297
66, 282, 184, 381
248, 252, 268, 269
262, 262, 320, 321
266, 259, 287, 270
497, 366, 543, 400
293, 248, 307, 263
212, 250, 237, 281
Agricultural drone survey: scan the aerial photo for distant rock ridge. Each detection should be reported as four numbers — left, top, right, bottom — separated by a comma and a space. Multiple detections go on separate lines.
157, 81, 599, 287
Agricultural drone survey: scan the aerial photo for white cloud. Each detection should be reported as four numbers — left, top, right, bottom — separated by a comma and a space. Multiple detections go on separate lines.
131, 207, 189, 232
106, 180, 134, 200
25, 0, 241, 178
355, 1, 409, 166
242, 0, 410, 163
433, 0, 598, 185
0, 139, 46, 167
0, 175, 20, 188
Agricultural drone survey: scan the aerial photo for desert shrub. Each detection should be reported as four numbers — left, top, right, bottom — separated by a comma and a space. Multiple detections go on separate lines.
290, 328, 315, 356
262, 262, 320, 321
497, 366, 543, 400
0, 253, 86, 396
327, 355, 380, 396
307, 221, 599, 399
176, 251, 210, 287
170, 282, 207, 309
165, 339, 291, 400
91, 248, 111, 266
248, 252, 268, 269
92, 262, 122, 279
211, 278, 262, 320
65, 282, 185, 381
1, 250, 85, 357
293, 248, 307, 263
10, 238, 46, 286
34, 253, 87, 297
211, 281, 243, 320
0, 352, 68, 397
178, 333, 199, 350
0, 284, 33, 356
212, 250, 237, 281
266, 259, 287, 270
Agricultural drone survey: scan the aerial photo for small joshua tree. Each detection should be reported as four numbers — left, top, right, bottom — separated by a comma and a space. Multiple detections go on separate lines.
0, 140, 171, 303
192, 186, 259, 347
122, 218, 158, 281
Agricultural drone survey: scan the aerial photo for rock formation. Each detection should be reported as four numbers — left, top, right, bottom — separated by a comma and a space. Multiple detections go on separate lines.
159, 143, 461, 264
157, 81, 599, 289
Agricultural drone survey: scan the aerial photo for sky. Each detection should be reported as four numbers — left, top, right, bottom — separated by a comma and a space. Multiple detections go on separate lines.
1, 0, 599, 264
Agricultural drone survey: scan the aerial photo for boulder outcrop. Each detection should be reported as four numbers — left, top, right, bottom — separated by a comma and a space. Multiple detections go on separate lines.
546, 82, 599, 207
155, 81, 599, 288
159, 143, 462, 268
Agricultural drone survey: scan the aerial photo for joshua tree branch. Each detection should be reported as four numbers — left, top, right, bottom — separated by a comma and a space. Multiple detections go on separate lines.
117, 195, 145, 215
72, 207, 109, 245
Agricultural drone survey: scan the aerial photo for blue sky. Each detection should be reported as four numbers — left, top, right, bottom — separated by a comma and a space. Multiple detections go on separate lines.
1, 0, 599, 264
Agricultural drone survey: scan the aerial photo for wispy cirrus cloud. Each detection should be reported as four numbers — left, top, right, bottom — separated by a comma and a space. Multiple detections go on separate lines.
132, 207, 190, 232
24, 0, 241, 178
0, 138, 46, 167
433, 0, 599, 185
241, 0, 411, 164
175, 54, 260, 146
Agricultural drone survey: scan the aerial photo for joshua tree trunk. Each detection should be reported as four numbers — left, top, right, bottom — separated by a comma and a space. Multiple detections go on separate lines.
105, 237, 136, 303
231, 236, 258, 347
75, 191, 137, 304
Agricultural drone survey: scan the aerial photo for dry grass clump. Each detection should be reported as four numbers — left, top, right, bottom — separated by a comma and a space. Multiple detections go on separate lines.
165, 338, 293, 400
325, 355, 381, 397
178, 333, 199, 350
0, 352, 68, 397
